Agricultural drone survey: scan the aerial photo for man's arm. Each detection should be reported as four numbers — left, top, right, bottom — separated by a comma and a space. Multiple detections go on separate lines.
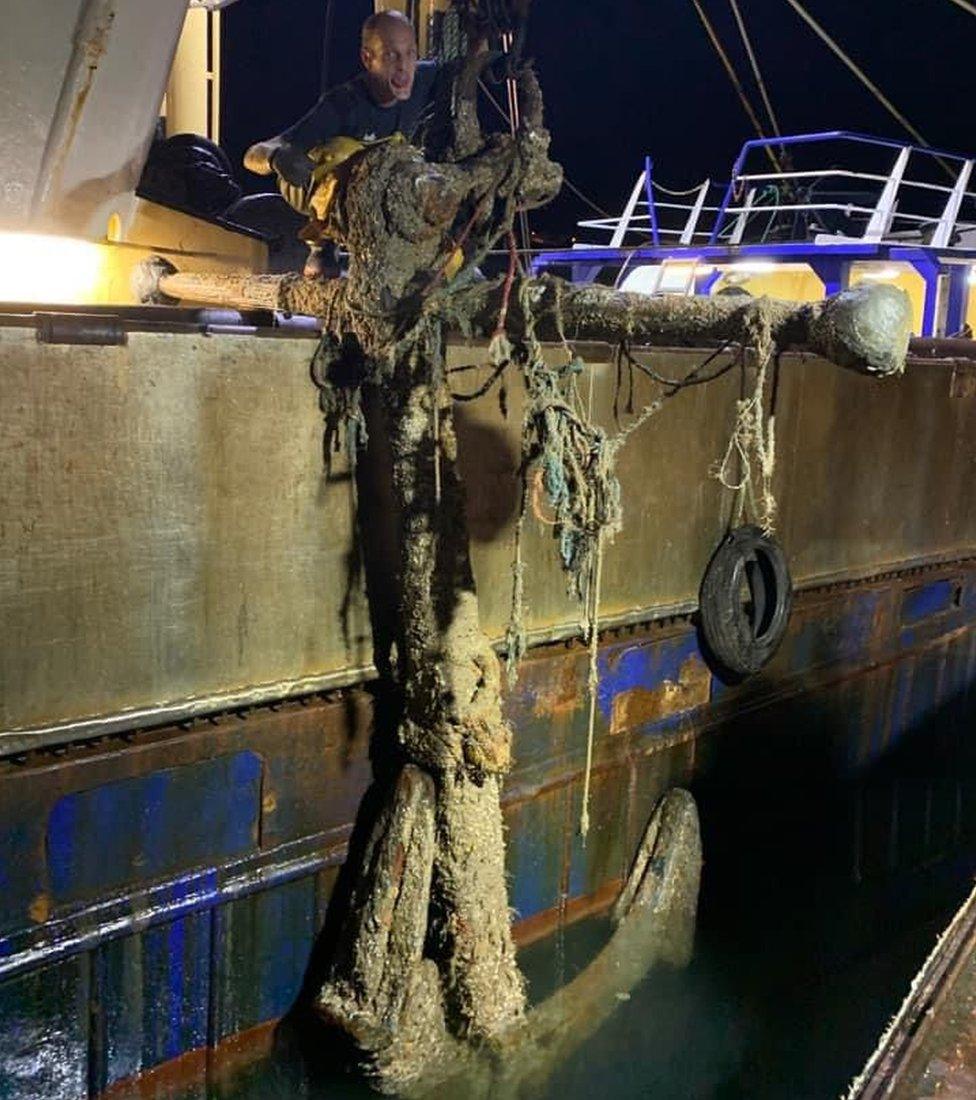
243, 92, 345, 183
244, 137, 315, 189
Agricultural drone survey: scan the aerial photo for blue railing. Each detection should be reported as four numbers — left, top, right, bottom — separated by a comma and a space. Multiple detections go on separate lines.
708, 131, 976, 247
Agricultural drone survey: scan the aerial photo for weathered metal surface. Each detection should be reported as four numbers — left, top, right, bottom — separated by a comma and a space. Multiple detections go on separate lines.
892, 948, 976, 1098
211, 875, 320, 1048
0, 0, 189, 235
506, 784, 572, 928
0, 696, 373, 946
900, 578, 961, 624
0, 325, 373, 746
1, 562, 974, 1096
909, 335, 976, 362
5, 319, 976, 751
599, 634, 712, 736
98, 909, 212, 1084
849, 884, 976, 1099
47, 751, 261, 905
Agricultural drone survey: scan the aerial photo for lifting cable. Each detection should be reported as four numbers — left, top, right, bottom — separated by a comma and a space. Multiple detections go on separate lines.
499, 30, 533, 256
688, 0, 784, 174
560, 177, 614, 220
779, 0, 931, 150
728, 0, 783, 140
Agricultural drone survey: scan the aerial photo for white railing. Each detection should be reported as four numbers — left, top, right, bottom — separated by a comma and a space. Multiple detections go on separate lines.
575, 133, 976, 253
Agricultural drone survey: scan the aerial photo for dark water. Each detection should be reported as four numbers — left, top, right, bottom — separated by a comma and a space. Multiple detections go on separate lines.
193, 696, 976, 1100
523, 876, 961, 1100
520, 748, 976, 1098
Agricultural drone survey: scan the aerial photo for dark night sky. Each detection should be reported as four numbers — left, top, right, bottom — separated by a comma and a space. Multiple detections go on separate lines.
222, 0, 976, 242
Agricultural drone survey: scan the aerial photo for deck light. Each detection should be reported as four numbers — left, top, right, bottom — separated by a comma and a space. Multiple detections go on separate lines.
728, 260, 779, 275
0, 232, 105, 305
857, 266, 900, 281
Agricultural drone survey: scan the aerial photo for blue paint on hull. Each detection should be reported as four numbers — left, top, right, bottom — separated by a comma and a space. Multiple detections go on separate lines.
46, 751, 262, 903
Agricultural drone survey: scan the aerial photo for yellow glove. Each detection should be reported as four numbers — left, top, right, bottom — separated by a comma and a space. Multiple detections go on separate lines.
306, 134, 404, 221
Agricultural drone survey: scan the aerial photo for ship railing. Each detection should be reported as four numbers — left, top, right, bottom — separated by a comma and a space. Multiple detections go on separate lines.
571, 133, 976, 253
574, 159, 729, 249
535, 133, 976, 336
711, 132, 976, 249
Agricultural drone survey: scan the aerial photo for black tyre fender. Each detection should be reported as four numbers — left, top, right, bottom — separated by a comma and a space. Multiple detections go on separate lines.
698, 525, 792, 678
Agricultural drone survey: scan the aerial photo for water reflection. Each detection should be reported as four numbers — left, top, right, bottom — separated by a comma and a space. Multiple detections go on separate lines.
523, 690, 976, 1100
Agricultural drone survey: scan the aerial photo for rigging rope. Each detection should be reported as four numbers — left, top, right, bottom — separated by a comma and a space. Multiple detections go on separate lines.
478, 79, 613, 218
580, 527, 603, 839
688, 0, 784, 174
492, 285, 767, 841
652, 178, 711, 197
561, 178, 613, 220
946, 0, 976, 18
714, 348, 777, 532
498, 30, 533, 256
780, 0, 932, 151
728, 0, 783, 139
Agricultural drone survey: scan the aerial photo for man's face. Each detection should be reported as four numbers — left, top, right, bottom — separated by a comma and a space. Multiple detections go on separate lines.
361, 22, 418, 106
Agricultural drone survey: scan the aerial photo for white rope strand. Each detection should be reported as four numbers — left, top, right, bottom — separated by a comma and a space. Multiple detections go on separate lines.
652, 178, 711, 197
579, 529, 603, 840
689, 0, 784, 174
729, 0, 784, 138
580, 362, 601, 840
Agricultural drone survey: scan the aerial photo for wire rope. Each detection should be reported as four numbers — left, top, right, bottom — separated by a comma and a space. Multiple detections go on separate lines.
728, 0, 783, 138
688, 0, 784, 174
499, 30, 533, 256
319, 0, 336, 94
478, 79, 614, 218
780, 0, 931, 150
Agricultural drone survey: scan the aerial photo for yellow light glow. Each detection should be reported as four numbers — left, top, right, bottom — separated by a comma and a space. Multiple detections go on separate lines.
728, 260, 779, 274
0, 232, 105, 305
856, 266, 900, 281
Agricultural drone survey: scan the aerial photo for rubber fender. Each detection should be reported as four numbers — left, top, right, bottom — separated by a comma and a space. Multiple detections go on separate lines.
698, 525, 792, 678
137, 133, 241, 218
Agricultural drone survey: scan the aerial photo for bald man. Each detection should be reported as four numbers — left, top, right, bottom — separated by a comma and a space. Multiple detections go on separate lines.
245, 12, 444, 272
